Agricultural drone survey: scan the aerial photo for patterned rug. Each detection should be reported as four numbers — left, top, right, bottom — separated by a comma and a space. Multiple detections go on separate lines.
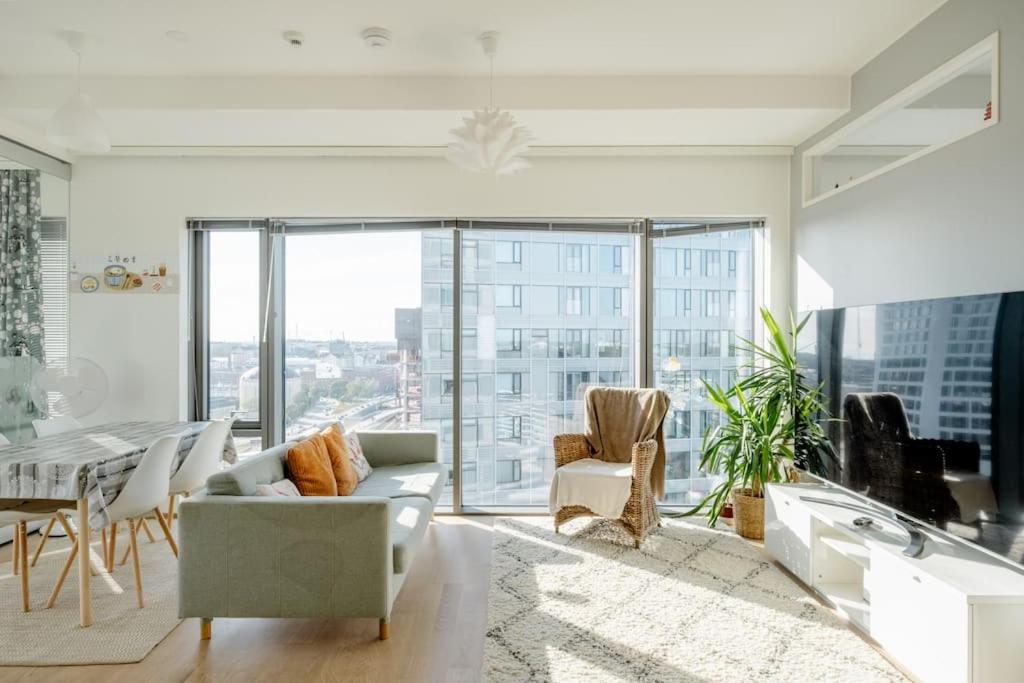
484, 517, 906, 683
0, 527, 181, 665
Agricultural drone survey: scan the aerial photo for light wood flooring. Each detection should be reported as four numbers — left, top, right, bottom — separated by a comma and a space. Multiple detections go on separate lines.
0, 516, 495, 683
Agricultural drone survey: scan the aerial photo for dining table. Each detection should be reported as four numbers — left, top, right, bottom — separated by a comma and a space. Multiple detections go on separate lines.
0, 420, 237, 627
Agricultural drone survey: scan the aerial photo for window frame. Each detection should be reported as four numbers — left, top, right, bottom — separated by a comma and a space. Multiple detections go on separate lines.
189, 216, 764, 513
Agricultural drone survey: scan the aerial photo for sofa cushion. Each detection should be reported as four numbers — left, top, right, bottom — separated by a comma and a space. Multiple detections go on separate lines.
206, 443, 293, 496
390, 497, 433, 574
351, 462, 446, 505
287, 435, 338, 496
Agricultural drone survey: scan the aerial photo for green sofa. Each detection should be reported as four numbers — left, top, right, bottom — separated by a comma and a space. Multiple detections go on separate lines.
177, 430, 443, 641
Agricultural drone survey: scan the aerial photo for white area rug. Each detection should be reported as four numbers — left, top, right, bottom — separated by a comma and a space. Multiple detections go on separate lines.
485, 517, 906, 683
0, 528, 181, 665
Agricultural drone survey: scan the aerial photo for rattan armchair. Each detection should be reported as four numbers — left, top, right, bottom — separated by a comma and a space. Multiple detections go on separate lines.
552, 433, 661, 548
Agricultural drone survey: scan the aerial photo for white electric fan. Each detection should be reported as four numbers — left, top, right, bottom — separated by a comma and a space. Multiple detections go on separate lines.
33, 357, 109, 418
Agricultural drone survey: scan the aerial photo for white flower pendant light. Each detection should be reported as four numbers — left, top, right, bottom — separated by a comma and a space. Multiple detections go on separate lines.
46, 31, 111, 154
447, 32, 534, 175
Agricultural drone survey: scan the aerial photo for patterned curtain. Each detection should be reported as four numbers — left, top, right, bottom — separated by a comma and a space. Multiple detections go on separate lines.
0, 170, 46, 361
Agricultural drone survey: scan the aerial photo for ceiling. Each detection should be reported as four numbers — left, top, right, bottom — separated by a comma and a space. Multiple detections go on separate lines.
0, 0, 949, 153
0, 0, 946, 77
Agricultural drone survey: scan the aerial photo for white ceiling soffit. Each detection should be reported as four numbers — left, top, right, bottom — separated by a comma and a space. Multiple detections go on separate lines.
0, 75, 848, 150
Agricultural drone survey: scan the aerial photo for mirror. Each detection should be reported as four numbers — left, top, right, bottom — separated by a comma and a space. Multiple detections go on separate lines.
0, 154, 70, 442
803, 32, 998, 206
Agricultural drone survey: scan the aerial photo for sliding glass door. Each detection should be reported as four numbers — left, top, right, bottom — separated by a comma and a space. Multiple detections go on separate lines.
189, 217, 761, 511
651, 222, 756, 505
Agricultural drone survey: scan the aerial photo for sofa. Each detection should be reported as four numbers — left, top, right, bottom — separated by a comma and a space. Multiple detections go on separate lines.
177, 430, 444, 641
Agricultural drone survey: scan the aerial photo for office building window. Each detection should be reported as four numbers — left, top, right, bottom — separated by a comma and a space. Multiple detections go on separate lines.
599, 245, 625, 274
497, 372, 523, 398
600, 287, 624, 317
496, 459, 523, 485
496, 284, 522, 309
497, 328, 523, 357
565, 243, 587, 273
496, 240, 522, 264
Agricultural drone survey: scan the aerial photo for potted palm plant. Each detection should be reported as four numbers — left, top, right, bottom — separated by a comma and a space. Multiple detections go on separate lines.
686, 308, 835, 539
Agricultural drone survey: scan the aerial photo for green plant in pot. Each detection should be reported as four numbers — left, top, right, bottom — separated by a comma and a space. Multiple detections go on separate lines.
685, 307, 835, 540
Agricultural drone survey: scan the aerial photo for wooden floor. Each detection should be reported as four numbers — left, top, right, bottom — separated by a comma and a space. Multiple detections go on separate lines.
0, 517, 495, 683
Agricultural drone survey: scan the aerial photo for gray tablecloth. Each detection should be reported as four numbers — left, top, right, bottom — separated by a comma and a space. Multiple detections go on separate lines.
0, 421, 237, 528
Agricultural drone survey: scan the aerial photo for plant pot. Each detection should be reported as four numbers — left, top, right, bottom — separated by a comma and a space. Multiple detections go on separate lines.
732, 488, 765, 540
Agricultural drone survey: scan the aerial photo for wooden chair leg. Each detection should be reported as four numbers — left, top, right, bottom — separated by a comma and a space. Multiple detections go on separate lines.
18, 522, 30, 612
30, 516, 57, 567
167, 494, 178, 523
55, 511, 77, 544
101, 528, 108, 568
200, 617, 212, 640
106, 524, 118, 573
379, 618, 390, 641
152, 508, 179, 557
120, 530, 133, 566
46, 537, 78, 609
139, 517, 156, 543
128, 519, 144, 608
12, 521, 20, 575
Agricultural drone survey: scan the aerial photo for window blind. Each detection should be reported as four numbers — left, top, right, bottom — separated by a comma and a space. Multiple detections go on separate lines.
39, 217, 69, 365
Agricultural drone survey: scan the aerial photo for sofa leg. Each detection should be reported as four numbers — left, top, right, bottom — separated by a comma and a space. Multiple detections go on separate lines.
379, 618, 390, 641
200, 618, 212, 640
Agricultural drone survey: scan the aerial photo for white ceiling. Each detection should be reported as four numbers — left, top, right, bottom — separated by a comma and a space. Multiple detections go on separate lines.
0, 0, 949, 153
0, 0, 946, 77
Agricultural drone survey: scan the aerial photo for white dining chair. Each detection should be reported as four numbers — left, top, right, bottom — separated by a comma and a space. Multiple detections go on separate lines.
2, 508, 70, 612
31, 416, 83, 438
166, 419, 234, 527
48, 433, 184, 609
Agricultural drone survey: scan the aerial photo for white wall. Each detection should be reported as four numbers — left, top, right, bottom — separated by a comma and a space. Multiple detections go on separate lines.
791, 0, 1024, 311
69, 153, 791, 423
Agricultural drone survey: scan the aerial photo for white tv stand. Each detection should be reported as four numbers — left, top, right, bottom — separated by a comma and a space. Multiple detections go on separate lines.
765, 483, 1024, 683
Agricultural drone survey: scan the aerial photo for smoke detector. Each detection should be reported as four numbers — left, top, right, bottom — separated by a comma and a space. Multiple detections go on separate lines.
361, 27, 391, 48
282, 30, 304, 48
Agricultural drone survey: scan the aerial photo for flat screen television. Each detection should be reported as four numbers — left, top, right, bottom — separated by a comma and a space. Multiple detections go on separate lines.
797, 291, 1024, 568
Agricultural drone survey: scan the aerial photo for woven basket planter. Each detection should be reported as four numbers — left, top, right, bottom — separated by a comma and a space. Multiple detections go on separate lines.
732, 488, 765, 540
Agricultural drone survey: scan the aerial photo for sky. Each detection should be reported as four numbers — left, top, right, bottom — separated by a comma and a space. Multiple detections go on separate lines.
208, 231, 422, 344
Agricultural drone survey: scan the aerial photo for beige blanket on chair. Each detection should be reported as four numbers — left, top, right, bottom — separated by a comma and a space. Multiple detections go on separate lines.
584, 386, 671, 500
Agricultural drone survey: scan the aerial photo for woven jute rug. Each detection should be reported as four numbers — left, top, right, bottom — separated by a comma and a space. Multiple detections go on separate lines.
0, 527, 180, 665
484, 516, 907, 682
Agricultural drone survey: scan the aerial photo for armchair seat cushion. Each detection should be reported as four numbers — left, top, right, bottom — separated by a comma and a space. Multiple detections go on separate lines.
351, 462, 446, 505
390, 497, 433, 574
549, 458, 632, 519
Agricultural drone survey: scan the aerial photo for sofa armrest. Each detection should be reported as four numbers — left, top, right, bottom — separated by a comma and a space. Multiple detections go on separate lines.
178, 495, 393, 619
356, 430, 438, 468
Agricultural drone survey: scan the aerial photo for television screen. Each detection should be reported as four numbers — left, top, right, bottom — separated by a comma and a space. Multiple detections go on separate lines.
797, 292, 1024, 567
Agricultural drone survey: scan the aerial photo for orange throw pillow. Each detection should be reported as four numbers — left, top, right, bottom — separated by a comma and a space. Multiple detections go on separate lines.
321, 423, 358, 495
286, 435, 338, 496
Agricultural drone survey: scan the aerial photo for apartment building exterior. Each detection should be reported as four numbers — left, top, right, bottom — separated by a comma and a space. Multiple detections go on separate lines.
419, 226, 755, 507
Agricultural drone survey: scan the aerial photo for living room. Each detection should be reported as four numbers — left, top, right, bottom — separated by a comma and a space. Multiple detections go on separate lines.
0, 1, 1021, 681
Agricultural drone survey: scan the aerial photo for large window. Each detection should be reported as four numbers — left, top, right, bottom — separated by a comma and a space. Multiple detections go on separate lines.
652, 224, 755, 505
207, 231, 262, 423
454, 229, 637, 506
191, 218, 760, 510
284, 228, 455, 501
